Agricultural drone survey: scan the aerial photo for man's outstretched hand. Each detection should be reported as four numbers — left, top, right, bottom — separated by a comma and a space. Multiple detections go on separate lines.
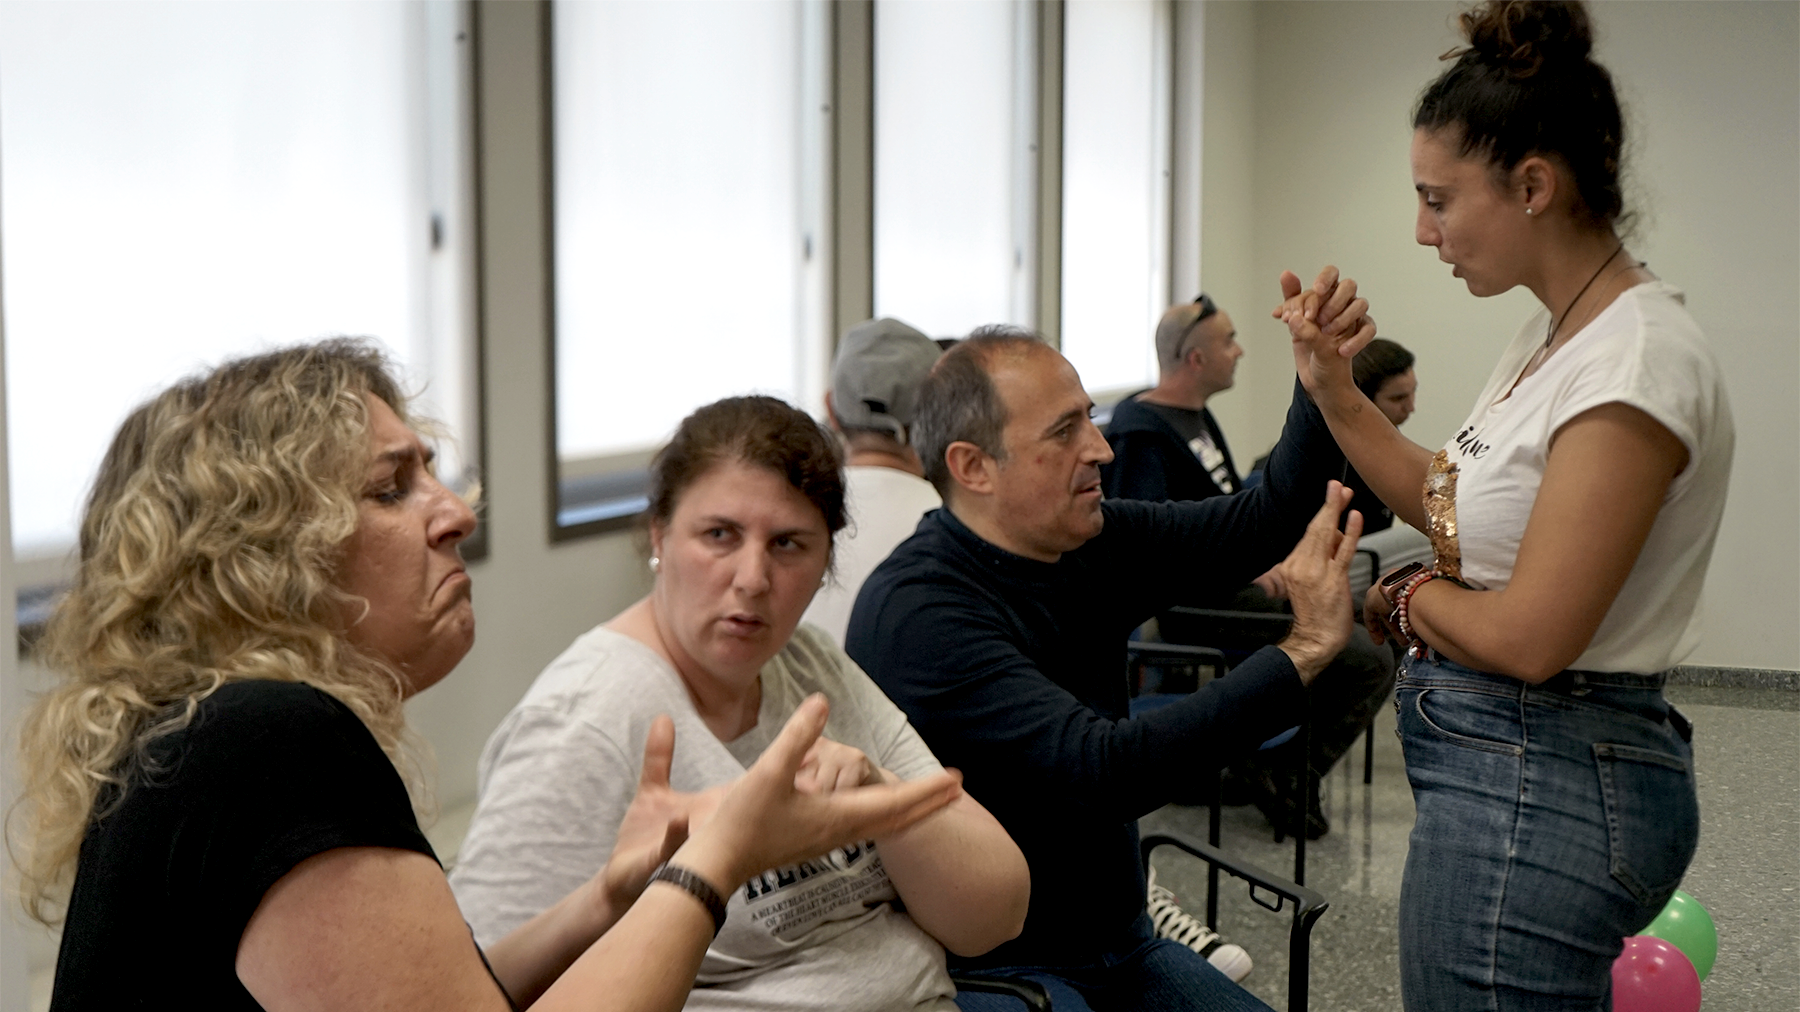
1275, 481, 1362, 685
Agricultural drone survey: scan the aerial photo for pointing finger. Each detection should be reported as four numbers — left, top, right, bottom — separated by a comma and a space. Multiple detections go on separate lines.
639, 715, 676, 791
765, 694, 831, 782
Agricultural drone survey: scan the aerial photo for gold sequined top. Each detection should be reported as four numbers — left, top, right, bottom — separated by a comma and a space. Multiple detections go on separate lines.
1424, 450, 1462, 581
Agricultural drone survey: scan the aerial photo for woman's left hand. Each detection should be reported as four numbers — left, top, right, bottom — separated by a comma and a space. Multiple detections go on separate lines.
794, 735, 887, 794
598, 716, 725, 912
1274, 266, 1377, 397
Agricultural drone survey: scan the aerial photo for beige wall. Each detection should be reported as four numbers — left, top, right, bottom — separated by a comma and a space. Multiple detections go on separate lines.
1202, 0, 1799, 670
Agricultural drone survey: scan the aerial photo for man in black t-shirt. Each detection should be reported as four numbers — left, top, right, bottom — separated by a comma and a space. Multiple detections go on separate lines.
1102, 294, 1244, 503
1102, 296, 1397, 841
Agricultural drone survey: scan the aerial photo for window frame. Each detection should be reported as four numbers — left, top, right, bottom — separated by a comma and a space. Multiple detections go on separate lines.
542, 0, 833, 542
4, 0, 487, 636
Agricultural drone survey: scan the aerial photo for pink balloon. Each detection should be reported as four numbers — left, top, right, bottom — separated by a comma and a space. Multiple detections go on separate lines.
1612, 935, 1703, 1012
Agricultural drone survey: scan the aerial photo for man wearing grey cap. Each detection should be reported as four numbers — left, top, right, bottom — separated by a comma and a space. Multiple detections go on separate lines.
801, 317, 946, 644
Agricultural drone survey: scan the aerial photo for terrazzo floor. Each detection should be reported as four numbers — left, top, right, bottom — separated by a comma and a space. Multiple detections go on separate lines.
1141, 684, 1800, 1012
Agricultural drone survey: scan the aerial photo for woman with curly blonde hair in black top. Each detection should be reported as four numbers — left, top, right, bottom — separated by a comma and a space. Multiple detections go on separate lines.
12, 338, 960, 1012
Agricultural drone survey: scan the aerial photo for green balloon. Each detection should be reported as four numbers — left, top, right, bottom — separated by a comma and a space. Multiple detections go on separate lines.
1643, 890, 1718, 981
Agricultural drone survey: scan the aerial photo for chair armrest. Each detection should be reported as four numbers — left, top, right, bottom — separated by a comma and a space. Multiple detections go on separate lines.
1141, 830, 1330, 1012
950, 974, 1053, 1011
1126, 641, 1228, 697
1125, 641, 1228, 667
1162, 607, 1294, 636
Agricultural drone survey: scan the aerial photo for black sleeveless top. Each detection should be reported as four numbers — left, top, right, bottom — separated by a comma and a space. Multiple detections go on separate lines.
50, 679, 435, 1010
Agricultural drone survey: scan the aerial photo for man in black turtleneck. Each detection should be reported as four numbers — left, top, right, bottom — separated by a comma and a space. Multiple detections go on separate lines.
844, 326, 1359, 1012
1103, 296, 1400, 841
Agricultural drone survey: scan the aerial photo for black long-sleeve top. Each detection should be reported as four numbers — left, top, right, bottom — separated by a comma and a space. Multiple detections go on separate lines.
844, 378, 1344, 969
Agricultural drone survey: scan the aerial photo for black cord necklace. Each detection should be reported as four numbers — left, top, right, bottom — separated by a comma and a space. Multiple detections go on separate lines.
1546, 240, 1626, 349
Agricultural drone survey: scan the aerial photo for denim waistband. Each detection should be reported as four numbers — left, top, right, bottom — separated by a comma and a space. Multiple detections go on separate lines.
1401, 652, 1668, 697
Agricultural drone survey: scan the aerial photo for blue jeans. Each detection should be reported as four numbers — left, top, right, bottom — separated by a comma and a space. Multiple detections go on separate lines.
1396, 654, 1699, 1011
953, 914, 1274, 1012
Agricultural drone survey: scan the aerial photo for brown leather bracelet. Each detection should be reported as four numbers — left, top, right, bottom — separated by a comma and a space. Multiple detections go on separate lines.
649, 861, 729, 937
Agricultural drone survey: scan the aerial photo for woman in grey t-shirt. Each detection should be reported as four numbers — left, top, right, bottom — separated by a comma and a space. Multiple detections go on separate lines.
452, 396, 1029, 1012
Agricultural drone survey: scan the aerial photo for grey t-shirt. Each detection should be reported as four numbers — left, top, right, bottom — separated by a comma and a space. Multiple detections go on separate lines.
449, 623, 956, 1012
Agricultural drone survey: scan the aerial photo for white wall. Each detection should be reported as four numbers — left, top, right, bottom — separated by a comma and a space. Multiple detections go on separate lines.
1203, 0, 1799, 670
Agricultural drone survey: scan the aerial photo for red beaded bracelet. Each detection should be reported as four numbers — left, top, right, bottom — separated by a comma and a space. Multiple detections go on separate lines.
1392, 570, 1437, 654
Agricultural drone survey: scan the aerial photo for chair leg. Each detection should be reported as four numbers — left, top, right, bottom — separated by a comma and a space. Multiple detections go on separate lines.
1293, 721, 1309, 886
1363, 716, 1375, 785
1207, 766, 1223, 928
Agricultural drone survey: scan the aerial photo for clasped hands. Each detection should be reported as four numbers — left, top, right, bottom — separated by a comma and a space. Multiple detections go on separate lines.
594, 695, 953, 915
1272, 265, 1379, 400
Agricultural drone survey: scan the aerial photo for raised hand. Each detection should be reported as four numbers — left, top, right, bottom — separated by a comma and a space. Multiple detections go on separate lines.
1274, 266, 1377, 398
598, 715, 718, 912
1274, 481, 1363, 684
678, 695, 962, 888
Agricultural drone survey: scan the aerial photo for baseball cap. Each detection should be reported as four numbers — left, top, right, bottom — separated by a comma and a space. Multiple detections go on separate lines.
830, 318, 942, 444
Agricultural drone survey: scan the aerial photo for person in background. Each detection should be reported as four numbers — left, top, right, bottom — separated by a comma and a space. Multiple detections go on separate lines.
451, 395, 1028, 1012
801, 318, 944, 645
14, 341, 961, 1012
1103, 298, 1396, 840
1277, 1, 1730, 1005
1100, 294, 1243, 504
1342, 338, 1419, 532
848, 326, 1364, 1012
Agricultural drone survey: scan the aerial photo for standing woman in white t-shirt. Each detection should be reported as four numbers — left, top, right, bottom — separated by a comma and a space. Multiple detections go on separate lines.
1274, 2, 1733, 1008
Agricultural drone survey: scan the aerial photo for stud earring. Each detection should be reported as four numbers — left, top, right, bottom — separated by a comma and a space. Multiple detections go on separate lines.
1525, 207, 1534, 215
648, 556, 660, 573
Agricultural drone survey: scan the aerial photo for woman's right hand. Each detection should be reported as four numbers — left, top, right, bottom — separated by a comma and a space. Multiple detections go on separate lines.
672, 694, 962, 890
1274, 266, 1377, 398
1364, 582, 1403, 647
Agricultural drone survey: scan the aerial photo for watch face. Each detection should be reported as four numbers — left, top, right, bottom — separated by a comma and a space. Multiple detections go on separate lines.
1381, 561, 1426, 589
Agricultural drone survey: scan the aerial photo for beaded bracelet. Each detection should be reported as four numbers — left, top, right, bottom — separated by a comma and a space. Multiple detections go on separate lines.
1392, 570, 1438, 655
1393, 570, 1473, 657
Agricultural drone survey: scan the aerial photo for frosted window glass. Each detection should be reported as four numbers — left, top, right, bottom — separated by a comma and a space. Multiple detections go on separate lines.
0, 1, 459, 560
1060, 0, 1166, 394
553, 0, 807, 463
874, 0, 1027, 338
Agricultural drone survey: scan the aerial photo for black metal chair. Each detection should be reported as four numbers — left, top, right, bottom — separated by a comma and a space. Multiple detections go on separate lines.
1128, 637, 1315, 886
948, 829, 1331, 1012
947, 975, 1052, 1011
1141, 830, 1331, 1012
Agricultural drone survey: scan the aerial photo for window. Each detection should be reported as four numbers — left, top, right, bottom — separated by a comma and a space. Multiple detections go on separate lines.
0, 0, 478, 572
1059, 0, 1171, 396
873, 0, 1038, 339
551, 0, 827, 532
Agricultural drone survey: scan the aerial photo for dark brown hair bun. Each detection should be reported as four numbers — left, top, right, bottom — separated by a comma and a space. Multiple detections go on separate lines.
1460, 0, 1594, 77
1416, 0, 1629, 233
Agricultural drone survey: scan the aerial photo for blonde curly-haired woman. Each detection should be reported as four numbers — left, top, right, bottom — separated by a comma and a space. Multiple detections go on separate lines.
11, 340, 960, 1012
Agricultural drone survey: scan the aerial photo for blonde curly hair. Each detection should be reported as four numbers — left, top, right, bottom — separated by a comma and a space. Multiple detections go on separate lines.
10, 338, 440, 925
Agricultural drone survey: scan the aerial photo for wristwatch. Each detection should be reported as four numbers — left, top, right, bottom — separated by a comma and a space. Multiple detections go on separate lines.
1378, 561, 1427, 608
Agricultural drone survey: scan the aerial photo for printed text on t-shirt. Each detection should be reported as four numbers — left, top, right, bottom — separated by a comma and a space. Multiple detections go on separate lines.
1454, 426, 1491, 460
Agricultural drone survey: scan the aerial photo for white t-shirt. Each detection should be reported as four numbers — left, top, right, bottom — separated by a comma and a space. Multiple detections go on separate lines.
449, 624, 957, 1012
1442, 280, 1733, 673
801, 466, 941, 646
